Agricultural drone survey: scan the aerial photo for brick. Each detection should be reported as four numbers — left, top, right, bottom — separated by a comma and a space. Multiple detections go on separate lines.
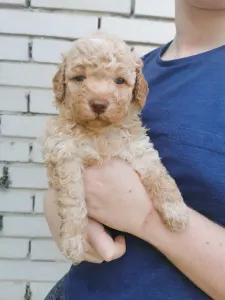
31, 142, 44, 163
34, 191, 45, 213
0, 10, 98, 39
133, 45, 157, 57
0, 87, 27, 112
9, 165, 48, 189
3, 215, 51, 237
32, 38, 72, 64
0, 260, 70, 281
101, 17, 175, 44
30, 282, 56, 300
0, 62, 56, 88
31, 240, 65, 261
30, 89, 57, 114
0, 0, 25, 5
0, 282, 26, 300
0, 190, 32, 212
1, 115, 47, 138
0, 238, 29, 258
135, 0, 175, 18
31, 0, 131, 14
0, 36, 29, 61
0, 141, 30, 162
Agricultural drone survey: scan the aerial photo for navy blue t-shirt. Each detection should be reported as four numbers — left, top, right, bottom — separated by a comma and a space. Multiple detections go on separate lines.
65, 42, 225, 300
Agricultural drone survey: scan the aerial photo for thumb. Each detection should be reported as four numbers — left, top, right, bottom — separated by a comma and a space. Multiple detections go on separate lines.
88, 219, 126, 262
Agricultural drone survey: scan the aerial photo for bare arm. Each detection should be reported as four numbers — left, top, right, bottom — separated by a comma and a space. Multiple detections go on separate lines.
140, 208, 225, 300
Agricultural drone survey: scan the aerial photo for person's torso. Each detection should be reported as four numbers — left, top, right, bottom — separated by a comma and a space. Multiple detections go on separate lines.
65, 43, 225, 300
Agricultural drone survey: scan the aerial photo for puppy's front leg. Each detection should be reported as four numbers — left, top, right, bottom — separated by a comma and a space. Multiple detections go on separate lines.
132, 151, 189, 231
56, 160, 88, 265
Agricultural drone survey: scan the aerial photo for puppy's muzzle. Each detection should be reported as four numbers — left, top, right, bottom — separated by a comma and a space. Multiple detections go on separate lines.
90, 99, 109, 115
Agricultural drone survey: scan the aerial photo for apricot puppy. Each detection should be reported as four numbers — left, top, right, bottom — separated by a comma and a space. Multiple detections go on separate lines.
41, 32, 188, 264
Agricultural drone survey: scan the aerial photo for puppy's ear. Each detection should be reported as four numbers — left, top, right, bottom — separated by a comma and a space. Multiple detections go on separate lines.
132, 60, 149, 109
53, 56, 66, 106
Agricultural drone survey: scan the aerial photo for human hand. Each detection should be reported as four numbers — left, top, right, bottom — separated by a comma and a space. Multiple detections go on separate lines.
86, 218, 126, 262
44, 189, 126, 263
85, 158, 154, 238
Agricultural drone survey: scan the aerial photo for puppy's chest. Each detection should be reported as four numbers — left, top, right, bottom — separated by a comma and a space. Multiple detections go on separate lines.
79, 132, 131, 160
73, 131, 133, 162
73, 129, 151, 164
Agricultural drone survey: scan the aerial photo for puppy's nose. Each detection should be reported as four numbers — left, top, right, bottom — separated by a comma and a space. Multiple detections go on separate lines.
90, 99, 108, 115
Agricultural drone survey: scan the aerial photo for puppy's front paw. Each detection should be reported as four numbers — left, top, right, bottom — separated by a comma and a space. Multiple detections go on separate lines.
159, 202, 189, 231
60, 234, 87, 265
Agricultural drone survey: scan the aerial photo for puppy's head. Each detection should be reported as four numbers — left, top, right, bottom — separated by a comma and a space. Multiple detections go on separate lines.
53, 32, 148, 128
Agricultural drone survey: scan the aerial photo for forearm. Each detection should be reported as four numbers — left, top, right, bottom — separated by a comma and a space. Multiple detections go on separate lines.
43, 189, 61, 249
141, 208, 225, 300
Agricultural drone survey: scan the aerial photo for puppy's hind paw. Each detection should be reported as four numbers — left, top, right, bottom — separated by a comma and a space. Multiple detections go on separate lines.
160, 202, 189, 232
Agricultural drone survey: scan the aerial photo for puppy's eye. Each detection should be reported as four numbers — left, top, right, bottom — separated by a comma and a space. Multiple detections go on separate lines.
74, 75, 86, 82
115, 78, 125, 85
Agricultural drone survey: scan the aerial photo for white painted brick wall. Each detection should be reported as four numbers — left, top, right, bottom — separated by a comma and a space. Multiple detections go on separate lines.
0, 282, 26, 300
0, 36, 29, 61
30, 282, 56, 300
0, 10, 98, 38
1, 115, 47, 138
31, 240, 66, 261
0, 238, 29, 258
0, 62, 56, 88
101, 17, 175, 44
9, 165, 48, 189
3, 215, 51, 237
0, 0, 175, 298
32, 38, 72, 64
31, 0, 131, 14
30, 89, 57, 114
0, 87, 28, 112
0, 141, 30, 162
31, 142, 44, 163
135, 0, 175, 18
33, 191, 45, 213
0, 0, 25, 5
0, 190, 32, 212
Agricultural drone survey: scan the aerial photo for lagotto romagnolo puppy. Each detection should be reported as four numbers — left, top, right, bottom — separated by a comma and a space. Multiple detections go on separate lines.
41, 32, 189, 265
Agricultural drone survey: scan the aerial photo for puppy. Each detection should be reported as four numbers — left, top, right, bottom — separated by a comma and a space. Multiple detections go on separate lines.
41, 32, 188, 264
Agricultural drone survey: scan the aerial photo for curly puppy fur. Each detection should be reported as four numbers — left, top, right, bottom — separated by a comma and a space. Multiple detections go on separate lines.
41, 32, 188, 264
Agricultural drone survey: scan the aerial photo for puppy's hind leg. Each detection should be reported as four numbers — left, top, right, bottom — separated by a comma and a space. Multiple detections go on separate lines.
133, 153, 189, 231
57, 160, 88, 265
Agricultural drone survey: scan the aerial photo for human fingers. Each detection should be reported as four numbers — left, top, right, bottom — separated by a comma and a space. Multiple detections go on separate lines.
88, 220, 126, 262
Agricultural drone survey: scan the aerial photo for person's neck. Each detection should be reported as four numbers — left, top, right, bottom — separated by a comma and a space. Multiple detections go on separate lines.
163, 0, 225, 60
